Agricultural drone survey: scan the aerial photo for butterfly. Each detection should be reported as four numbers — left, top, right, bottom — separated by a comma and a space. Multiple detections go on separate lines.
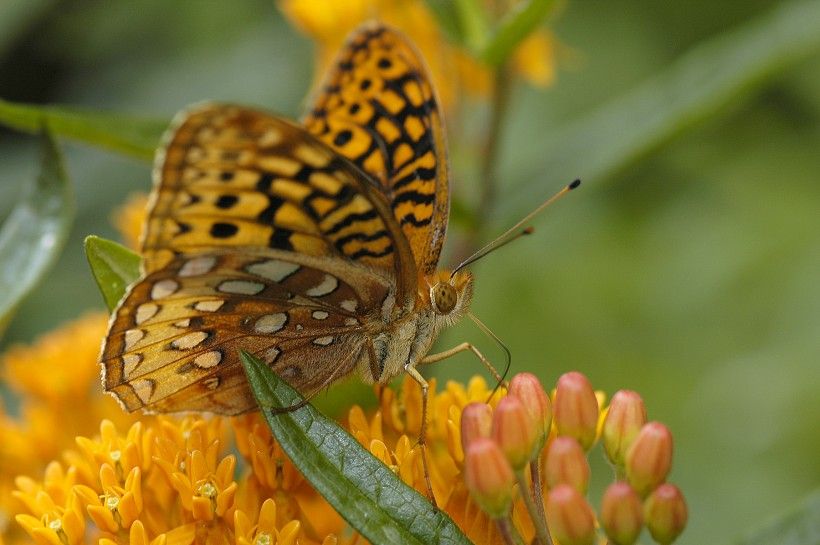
100, 23, 494, 422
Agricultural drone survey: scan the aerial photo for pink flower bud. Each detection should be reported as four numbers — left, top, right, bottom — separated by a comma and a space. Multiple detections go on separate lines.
543, 437, 590, 493
553, 372, 599, 450
461, 402, 493, 452
545, 484, 596, 545
644, 484, 688, 544
491, 395, 539, 470
508, 372, 552, 449
602, 390, 647, 467
463, 438, 515, 519
601, 482, 643, 545
625, 422, 673, 496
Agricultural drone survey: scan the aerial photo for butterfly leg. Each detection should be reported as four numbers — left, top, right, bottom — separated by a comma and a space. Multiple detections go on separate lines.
404, 364, 438, 507
420, 342, 505, 386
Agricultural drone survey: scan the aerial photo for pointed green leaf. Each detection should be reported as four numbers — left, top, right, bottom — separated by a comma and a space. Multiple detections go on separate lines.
0, 98, 166, 161
738, 489, 820, 545
84, 236, 141, 311
455, 0, 491, 53
240, 351, 475, 545
0, 127, 75, 336
479, 0, 555, 66
502, 0, 820, 219
423, 0, 466, 45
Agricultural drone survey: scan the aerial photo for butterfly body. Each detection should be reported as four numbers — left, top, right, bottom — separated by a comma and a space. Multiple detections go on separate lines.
100, 23, 480, 414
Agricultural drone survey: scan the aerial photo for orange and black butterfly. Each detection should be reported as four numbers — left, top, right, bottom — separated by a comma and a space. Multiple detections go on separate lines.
100, 23, 488, 419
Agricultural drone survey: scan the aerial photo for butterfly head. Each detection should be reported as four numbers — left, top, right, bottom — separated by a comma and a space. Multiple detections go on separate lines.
425, 269, 473, 326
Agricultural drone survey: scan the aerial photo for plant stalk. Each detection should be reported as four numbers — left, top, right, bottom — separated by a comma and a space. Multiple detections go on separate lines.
516, 467, 552, 545
530, 459, 552, 544
471, 62, 512, 250
496, 515, 525, 545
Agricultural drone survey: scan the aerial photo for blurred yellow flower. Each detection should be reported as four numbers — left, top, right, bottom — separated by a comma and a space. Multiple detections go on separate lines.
1, 181, 681, 544
278, 0, 556, 108
113, 193, 149, 250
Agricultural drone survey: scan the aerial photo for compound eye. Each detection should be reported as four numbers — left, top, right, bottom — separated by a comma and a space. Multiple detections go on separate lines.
431, 282, 457, 314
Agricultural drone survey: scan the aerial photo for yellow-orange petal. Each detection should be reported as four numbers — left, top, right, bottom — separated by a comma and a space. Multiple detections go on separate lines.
191, 494, 213, 521
278, 520, 301, 545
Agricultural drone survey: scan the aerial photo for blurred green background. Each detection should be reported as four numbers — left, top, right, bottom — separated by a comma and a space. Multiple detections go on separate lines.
1, 1, 818, 544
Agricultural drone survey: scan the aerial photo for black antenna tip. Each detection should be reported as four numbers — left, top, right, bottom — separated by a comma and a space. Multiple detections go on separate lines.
569, 178, 582, 190
523, 226, 535, 235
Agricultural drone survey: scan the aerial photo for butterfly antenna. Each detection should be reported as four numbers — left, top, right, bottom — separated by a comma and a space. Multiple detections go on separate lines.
467, 312, 511, 398
452, 178, 581, 277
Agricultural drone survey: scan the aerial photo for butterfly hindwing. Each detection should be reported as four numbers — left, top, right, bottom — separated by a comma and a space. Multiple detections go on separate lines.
102, 250, 392, 414
303, 23, 450, 275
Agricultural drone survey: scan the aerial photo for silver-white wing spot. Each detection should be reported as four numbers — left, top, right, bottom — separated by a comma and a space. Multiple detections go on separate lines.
262, 347, 281, 364
247, 259, 300, 282
254, 313, 288, 334
136, 303, 159, 325
171, 331, 209, 350
218, 280, 265, 295
179, 256, 217, 277
313, 336, 334, 346
133, 379, 155, 404
152, 279, 179, 299
124, 329, 145, 350
312, 310, 329, 320
195, 300, 225, 312
340, 299, 358, 312
174, 319, 191, 328
123, 354, 142, 376
305, 274, 338, 297
193, 350, 223, 369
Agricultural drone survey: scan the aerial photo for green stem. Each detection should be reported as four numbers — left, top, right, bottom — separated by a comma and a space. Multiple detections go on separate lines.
516, 468, 551, 545
495, 515, 525, 545
530, 459, 552, 544
451, 58, 512, 265
473, 63, 512, 245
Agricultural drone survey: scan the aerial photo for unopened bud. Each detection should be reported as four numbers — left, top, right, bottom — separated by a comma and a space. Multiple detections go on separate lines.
603, 390, 647, 466
625, 422, 673, 496
545, 484, 596, 545
508, 372, 552, 450
463, 438, 515, 518
491, 395, 538, 470
461, 402, 493, 452
554, 372, 599, 450
601, 482, 643, 545
644, 484, 687, 544
543, 437, 590, 493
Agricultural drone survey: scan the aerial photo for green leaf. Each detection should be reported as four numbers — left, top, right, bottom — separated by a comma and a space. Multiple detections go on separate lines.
423, 0, 466, 45
0, 98, 166, 161
0, 127, 75, 336
455, 0, 491, 53
240, 351, 475, 545
480, 0, 555, 66
84, 236, 141, 311
501, 0, 820, 219
738, 488, 820, 545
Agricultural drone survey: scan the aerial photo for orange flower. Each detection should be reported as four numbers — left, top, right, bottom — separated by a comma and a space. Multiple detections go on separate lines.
278, 0, 557, 109
113, 193, 149, 250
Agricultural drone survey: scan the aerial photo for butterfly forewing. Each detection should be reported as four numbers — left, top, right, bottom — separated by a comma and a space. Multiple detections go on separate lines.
303, 23, 449, 275
102, 249, 390, 414
144, 104, 416, 304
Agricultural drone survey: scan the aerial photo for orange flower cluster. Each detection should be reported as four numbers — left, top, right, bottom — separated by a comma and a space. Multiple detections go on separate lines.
459, 372, 688, 545
0, 313, 518, 545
